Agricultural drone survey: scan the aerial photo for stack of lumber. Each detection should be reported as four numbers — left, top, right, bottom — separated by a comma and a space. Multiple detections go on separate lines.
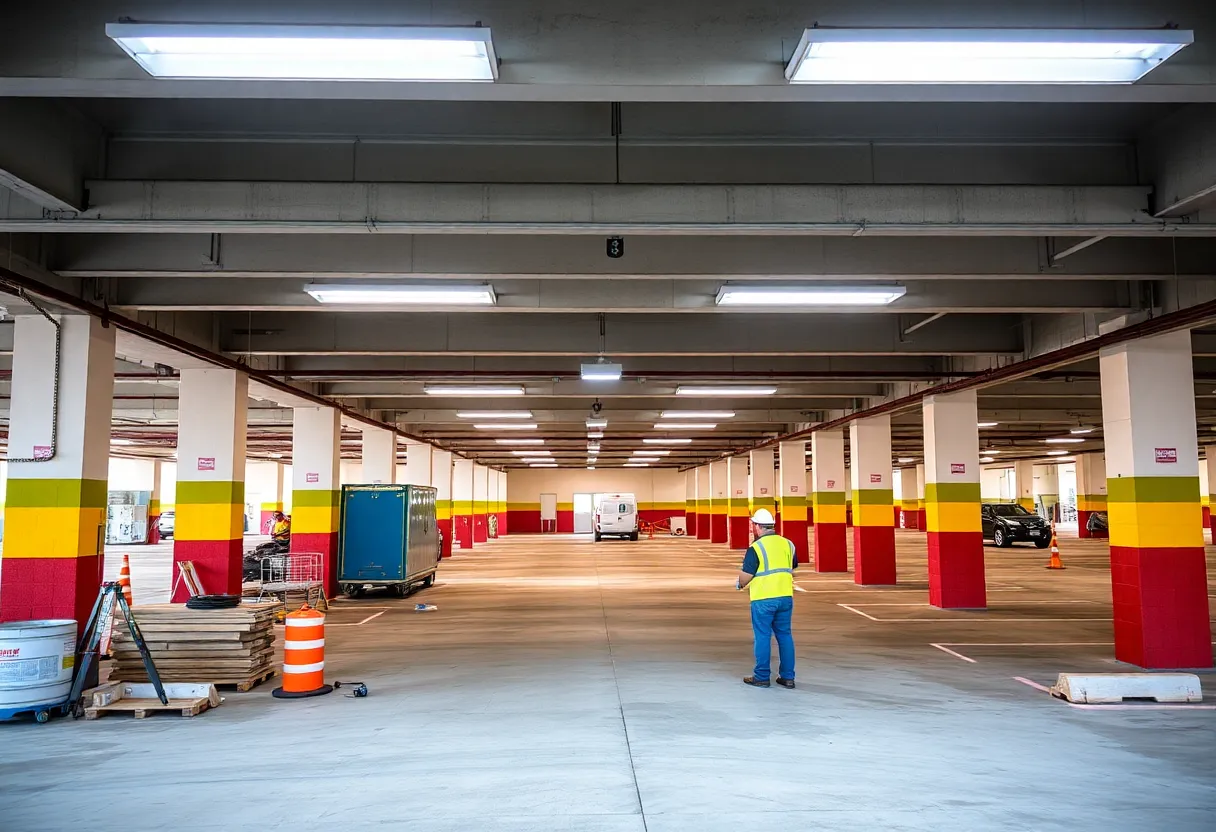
110, 602, 283, 691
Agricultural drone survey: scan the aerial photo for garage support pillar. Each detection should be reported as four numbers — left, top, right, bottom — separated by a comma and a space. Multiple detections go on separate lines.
1075, 453, 1108, 539
473, 465, 489, 544
900, 466, 920, 529
777, 442, 808, 564
497, 470, 508, 536
254, 462, 284, 537
0, 315, 114, 629
923, 390, 987, 609
401, 441, 431, 486
361, 427, 396, 484
1014, 461, 1036, 512
811, 431, 848, 572
290, 406, 341, 598
432, 450, 454, 557
453, 458, 474, 549
1204, 453, 1216, 532
148, 460, 165, 544
915, 463, 926, 530
850, 415, 896, 585
695, 466, 710, 540
749, 447, 776, 522
684, 470, 697, 537
726, 456, 750, 549
170, 369, 248, 601
1034, 464, 1060, 521
1100, 330, 1212, 669
709, 460, 728, 544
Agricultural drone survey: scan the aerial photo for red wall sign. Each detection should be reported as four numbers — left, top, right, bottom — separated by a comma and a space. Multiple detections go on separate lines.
306, 472, 320, 483
1155, 448, 1178, 464
197, 457, 215, 471
760, 487, 769, 495
33, 445, 51, 460
869, 473, 882, 483
825, 480, 835, 488
735, 489, 743, 495
950, 462, 966, 474
790, 485, 800, 493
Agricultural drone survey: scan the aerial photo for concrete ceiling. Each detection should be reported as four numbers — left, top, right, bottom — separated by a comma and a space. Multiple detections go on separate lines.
2, 0, 1216, 469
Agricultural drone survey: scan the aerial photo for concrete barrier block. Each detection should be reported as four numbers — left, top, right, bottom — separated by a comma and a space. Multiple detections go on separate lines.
1050, 672, 1203, 704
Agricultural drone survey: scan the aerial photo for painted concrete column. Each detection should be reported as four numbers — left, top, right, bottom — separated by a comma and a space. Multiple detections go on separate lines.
695, 466, 710, 540
472, 465, 489, 543
1075, 453, 1108, 539
171, 369, 248, 601
401, 441, 432, 486
0, 315, 114, 628
850, 415, 896, 585
148, 459, 165, 544
1013, 461, 1036, 512
915, 463, 926, 529
684, 470, 698, 537
777, 442, 808, 564
486, 467, 498, 538
900, 466, 920, 529
749, 447, 776, 522
252, 461, 285, 535
432, 450, 454, 556
1033, 464, 1059, 520
1100, 330, 1211, 669
923, 390, 986, 609
709, 460, 728, 544
725, 456, 750, 549
290, 406, 341, 597
453, 458, 474, 549
811, 431, 847, 572
497, 470, 508, 536
1203, 453, 1214, 531
361, 426, 396, 484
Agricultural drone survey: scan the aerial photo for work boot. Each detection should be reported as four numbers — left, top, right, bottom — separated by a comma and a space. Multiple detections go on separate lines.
775, 677, 796, 689
743, 676, 770, 688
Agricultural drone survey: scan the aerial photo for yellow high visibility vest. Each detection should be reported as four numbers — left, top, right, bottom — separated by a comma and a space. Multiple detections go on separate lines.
749, 534, 795, 601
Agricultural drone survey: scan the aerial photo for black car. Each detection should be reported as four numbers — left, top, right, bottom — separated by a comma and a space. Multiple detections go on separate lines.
981, 503, 1051, 548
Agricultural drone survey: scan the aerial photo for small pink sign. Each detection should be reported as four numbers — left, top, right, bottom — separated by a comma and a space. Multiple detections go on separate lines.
826, 480, 835, 489
33, 445, 51, 460
869, 473, 882, 484
790, 485, 800, 493
306, 472, 320, 483
735, 489, 743, 495
197, 457, 215, 471
1155, 448, 1177, 464
950, 463, 966, 474
760, 487, 769, 495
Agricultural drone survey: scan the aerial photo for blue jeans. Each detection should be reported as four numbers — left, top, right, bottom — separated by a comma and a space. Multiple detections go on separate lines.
750, 596, 795, 682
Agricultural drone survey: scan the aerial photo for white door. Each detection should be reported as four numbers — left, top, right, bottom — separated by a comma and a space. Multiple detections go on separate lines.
573, 493, 594, 533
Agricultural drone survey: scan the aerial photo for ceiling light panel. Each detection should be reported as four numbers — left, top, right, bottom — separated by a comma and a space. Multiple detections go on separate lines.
643, 438, 694, 445
457, 411, 533, 419
425, 386, 524, 396
305, 284, 495, 305
659, 411, 735, 419
716, 285, 905, 306
106, 23, 500, 81
495, 438, 543, 445
474, 423, 537, 430
581, 361, 623, 381
676, 386, 776, 396
655, 423, 717, 430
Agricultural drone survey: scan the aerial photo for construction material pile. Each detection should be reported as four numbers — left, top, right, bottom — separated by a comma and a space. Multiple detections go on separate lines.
110, 601, 283, 691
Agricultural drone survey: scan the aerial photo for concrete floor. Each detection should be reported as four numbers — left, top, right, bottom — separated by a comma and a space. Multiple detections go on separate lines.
3, 530, 1216, 831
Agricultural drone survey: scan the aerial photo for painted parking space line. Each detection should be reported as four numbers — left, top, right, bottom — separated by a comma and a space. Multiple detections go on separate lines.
327, 608, 390, 627
930, 642, 1115, 663
836, 603, 1112, 623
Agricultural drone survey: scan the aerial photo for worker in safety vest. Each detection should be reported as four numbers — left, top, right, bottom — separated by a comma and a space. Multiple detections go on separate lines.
270, 511, 291, 542
735, 508, 797, 688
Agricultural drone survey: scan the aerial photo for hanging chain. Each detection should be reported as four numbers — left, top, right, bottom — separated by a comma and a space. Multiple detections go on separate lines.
2, 288, 60, 463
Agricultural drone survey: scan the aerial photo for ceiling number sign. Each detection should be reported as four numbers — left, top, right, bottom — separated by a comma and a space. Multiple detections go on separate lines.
950, 463, 966, 474
1155, 448, 1178, 464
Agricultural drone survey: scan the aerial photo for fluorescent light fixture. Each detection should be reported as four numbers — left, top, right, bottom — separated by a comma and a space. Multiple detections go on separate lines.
623, 463, 650, 468
784, 28, 1192, 84
629, 457, 661, 463
586, 419, 609, 428
643, 438, 694, 445
978, 422, 999, 428
635, 450, 672, 456
1046, 450, 1070, 457
495, 438, 543, 445
111, 438, 135, 446
1069, 427, 1096, 434
269, 452, 284, 459
979, 456, 996, 464
1044, 438, 1085, 444
587, 466, 596, 470
425, 385, 524, 397
457, 411, 532, 419
511, 450, 550, 456
304, 283, 495, 305
529, 463, 558, 468
716, 285, 905, 306
896, 457, 915, 464
581, 359, 623, 381
655, 423, 718, 430
474, 423, 537, 431
519, 458, 554, 464
982, 449, 1002, 455
587, 432, 605, 440
659, 411, 735, 419
106, 23, 500, 81
676, 386, 777, 397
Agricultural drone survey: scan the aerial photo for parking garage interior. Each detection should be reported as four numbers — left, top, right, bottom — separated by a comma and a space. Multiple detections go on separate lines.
2, 2, 1216, 830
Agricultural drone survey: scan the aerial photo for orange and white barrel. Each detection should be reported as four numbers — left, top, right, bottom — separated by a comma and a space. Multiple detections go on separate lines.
118, 554, 134, 607
271, 603, 333, 699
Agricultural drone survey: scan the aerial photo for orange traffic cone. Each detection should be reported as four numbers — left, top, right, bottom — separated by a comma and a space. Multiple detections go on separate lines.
1045, 525, 1065, 570
118, 553, 134, 606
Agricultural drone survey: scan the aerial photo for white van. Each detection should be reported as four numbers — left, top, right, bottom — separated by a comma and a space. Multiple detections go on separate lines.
595, 493, 639, 541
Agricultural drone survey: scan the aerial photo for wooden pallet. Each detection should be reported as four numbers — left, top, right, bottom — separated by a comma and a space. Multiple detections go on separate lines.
113, 667, 279, 692
82, 682, 221, 720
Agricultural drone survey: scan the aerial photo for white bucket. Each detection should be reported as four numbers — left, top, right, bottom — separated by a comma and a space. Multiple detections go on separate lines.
0, 620, 77, 713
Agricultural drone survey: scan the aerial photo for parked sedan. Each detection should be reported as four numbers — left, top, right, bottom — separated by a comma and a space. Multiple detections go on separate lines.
157, 510, 175, 540
981, 503, 1051, 548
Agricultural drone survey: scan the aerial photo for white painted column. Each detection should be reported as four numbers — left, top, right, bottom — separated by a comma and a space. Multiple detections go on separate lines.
453, 457, 474, 549
695, 465, 710, 539
361, 426, 396, 484
402, 440, 433, 486
1075, 453, 1108, 539
726, 455, 750, 549
433, 449, 454, 556
923, 389, 985, 608
777, 441, 808, 564
709, 459, 728, 544
290, 406, 342, 597
749, 447, 776, 519
1014, 460, 1036, 511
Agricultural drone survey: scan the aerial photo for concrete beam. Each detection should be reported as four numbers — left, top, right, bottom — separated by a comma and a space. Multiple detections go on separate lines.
4, 181, 1202, 236
1141, 104, 1216, 218
0, 100, 103, 212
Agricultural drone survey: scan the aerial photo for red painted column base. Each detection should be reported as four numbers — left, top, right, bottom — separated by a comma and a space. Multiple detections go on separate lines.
853, 525, 897, 585
710, 514, 728, 544
728, 516, 750, 549
290, 532, 339, 599
927, 531, 987, 609
1110, 546, 1212, 669
497, 512, 507, 536
0, 555, 103, 636
1204, 505, 1211, 530
697, 515, 711, 540
473, 514, 488, 543
782, 520, 809, 564
438, 519, 454, 557
173, 539, 243, 602
813, 523, 848, 572
687, 512, 698, 537
893, 507, 902, 527
455, 516, 473, 549
918, 509, 926, 530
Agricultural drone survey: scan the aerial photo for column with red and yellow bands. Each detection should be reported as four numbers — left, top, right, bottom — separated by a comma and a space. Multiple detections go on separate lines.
695, 466, 710, 540
472, 464, 489, 543
810, 432, 847, 572
726, 456, 750, 549
290, 405, 342, 597
850, 414, 896, 586
684, 469, 698, 537
709, 460, 728, 544
433, 450, 454, 557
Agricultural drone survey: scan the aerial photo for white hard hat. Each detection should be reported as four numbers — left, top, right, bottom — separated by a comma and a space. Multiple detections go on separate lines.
751, 508, 776, 525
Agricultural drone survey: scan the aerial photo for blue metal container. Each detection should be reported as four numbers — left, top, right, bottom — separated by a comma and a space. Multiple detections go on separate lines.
338, 485, 440, 598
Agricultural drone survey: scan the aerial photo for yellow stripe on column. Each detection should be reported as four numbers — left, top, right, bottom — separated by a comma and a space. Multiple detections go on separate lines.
292, 489, 340, 534
176, 503, 245, 540
924, 483, 982, 533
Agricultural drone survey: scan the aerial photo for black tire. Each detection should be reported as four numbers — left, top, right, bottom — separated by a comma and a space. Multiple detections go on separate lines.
630, 531, 639, 541
343, 583, 364, 599
993, 527, 1009, 548
423, 574, 435, 588
392, 584, 408, 598
1035, 538, 1051, 549
594, 532, 601, 542
35, 710, 49, 724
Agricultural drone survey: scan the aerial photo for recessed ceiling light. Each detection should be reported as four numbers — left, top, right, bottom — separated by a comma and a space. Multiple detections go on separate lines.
635, 450, 671, 456
586, 419, 609, 428
426, 385, 524, 396
269, 452, 284, 459
629, 457, 661, 463
643, 438, 694, 445
587, 432, 605, 440
587, 466, 596, 470
457, 411, 533, 419
982, 449, 1002, 454
783, 27, 1192, 84
495, 438, 544, 445
111, 439, 135, 446
623, 463, 650, 468
659, 411, 735, 419
978, 422, 999, 428
716, 285, 905, 306
106, 22, 501, 81
511, 450, 550, 456
1044, 438, 1085, 444
529, 463, 558, 468
980, 456, 995, 463
654, 423, 718, 430
676, 386, 776, 397
475, 423, 537, 431
519, 457, 553, 464
1069, 427, 1096, 434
